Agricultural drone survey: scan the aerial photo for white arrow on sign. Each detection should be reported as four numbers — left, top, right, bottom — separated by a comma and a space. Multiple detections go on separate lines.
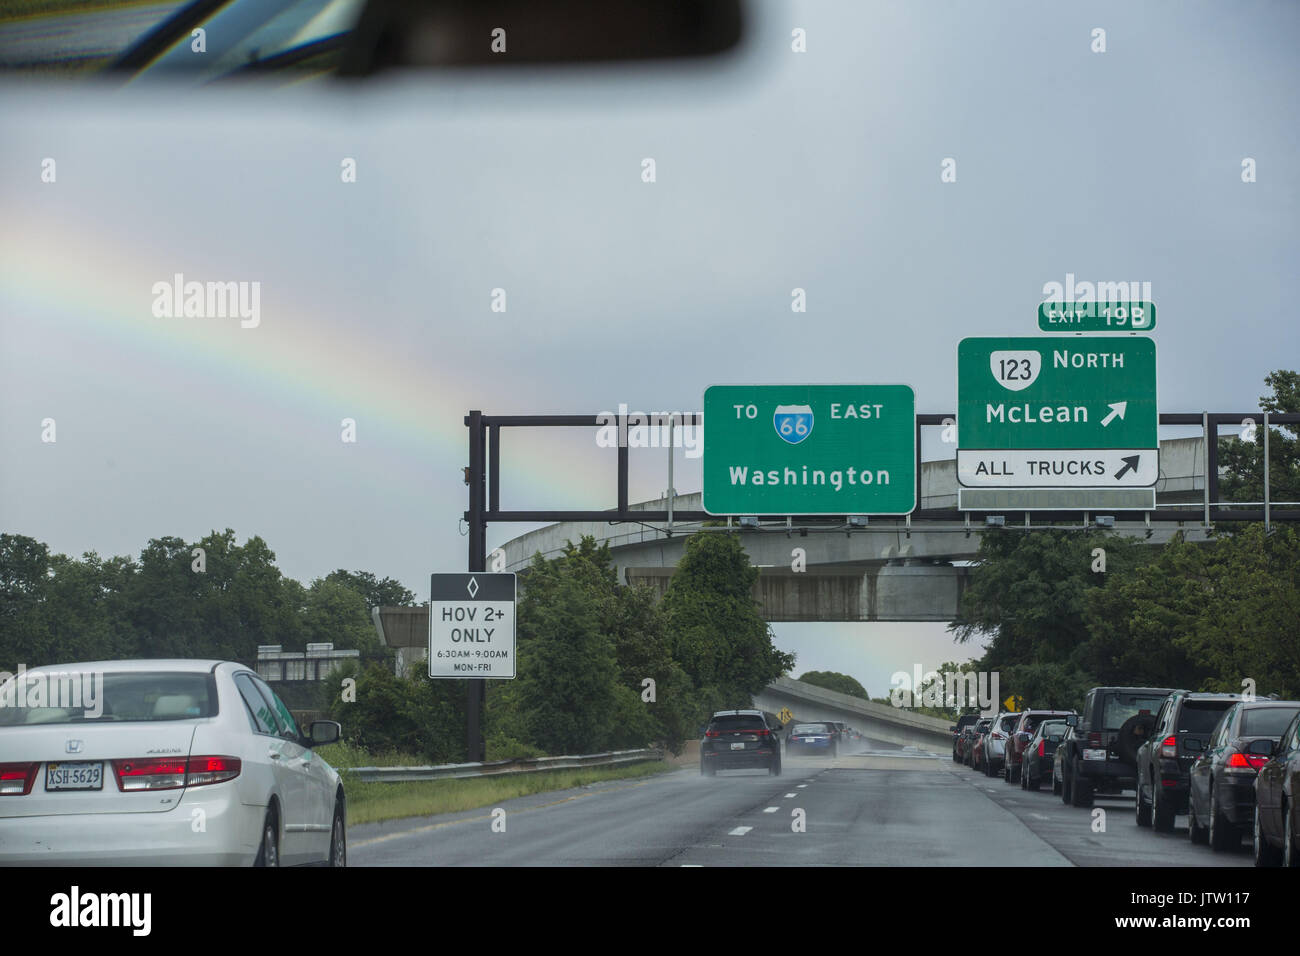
1100, 401, 1127, 427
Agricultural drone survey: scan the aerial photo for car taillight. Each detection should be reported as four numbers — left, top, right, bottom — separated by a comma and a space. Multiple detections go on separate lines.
1088, 732, 1103, 748
0, 762, 38, 796
113, 756, 241, 791
1159, 735, 1177, 758
1037, 741, 1046, 758
705, 731, 719, 737
1226, 752, 1268, 771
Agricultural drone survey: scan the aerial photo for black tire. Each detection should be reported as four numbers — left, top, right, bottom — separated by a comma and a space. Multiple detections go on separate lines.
1208, 784, 1237, 851
1026, 769, 1041, 792
328, 799, 347, 867
1070, 765, 1093, 808
254, 808, 279, 868
1254, 802, 1282, 867
1061, 768, 1073, 805
1152, 783, 1174, 832
1136, 781, 1152, 827
1052, 770, 1061, 795
1188, 790, 1208, 845
1116, 713, 1156, 768
1285, 801, 1298, 868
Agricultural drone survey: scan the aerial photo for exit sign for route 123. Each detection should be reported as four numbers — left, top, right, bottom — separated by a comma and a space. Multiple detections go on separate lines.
957, 337, 1157, 487
703, 384, 916, 515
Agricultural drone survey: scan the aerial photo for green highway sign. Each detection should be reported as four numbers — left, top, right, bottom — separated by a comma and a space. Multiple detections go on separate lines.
703, 384, 916, 515
1038, 301, 1156, 332
957, 337, 1157, 488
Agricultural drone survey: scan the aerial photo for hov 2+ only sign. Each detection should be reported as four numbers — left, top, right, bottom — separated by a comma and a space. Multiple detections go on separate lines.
703, 384, 916, 515
428, 573, 516, 679
957, 337, 1157, 487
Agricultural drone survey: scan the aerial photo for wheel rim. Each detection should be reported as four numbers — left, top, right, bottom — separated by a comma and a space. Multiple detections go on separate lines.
264, 820, 278, 867
333, 816, 346, 867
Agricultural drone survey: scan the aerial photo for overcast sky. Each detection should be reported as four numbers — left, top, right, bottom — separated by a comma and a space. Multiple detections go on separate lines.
2, 0, 1297, 694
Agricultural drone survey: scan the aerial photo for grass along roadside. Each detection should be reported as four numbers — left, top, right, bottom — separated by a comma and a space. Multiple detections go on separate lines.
316, 742, 673, 826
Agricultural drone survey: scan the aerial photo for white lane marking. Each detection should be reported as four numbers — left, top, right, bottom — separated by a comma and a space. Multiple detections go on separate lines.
797, 784, 808, 788
681, 864, 703, 867
729, 826, 753, 836
763, 806, 779, 813
784, 792, 796, 798
1030, 813, 1049, 820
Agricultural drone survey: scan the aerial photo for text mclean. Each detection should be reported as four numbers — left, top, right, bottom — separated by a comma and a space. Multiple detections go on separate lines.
985, 404, 1087, 423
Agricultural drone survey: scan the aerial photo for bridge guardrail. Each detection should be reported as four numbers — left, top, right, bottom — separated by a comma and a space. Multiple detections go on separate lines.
348, 748, 664, 782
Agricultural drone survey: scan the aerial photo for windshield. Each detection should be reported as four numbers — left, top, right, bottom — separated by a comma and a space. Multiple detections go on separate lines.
2, 0, 1296, 884
1242, 706, 1300, 737
0, 671, 215, 725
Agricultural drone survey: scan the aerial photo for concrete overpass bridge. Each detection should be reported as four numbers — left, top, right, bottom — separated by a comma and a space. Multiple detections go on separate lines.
755, 677, 954, 751
496, 436, 1217, 623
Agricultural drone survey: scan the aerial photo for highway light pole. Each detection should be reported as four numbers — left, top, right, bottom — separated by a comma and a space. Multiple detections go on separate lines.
465, 410, 487, 762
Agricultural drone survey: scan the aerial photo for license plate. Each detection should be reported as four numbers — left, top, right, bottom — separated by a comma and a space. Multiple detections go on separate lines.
46, 762, 103, 791
731, 742, 745, 750
1082, 749, 1108, 760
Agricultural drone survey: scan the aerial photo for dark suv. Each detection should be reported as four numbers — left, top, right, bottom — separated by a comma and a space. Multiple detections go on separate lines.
1060, 686, 1174, 807
1135, 690, 1240, 832
701, 710, 782, 776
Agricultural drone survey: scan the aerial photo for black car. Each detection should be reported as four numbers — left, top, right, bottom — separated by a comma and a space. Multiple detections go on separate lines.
1253, 709, 1300, 866
951, 713, 981, 762
786, 722, 837, 757
1060, 686, 1174, 807
1021, 719, 1069, 791
1188, 699, 1300, 851
1135, 690, 1240, 832
701, 710, 782, 776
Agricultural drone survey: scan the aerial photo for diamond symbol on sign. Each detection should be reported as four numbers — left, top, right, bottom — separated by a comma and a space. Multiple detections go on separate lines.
466, 577, 479, 598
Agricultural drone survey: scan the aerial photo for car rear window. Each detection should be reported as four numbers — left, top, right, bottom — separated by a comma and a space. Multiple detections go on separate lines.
792, 723, 829, 734
0, 671, 216, 725
999, 715, 1019, 731
1179, 700, 1237, 733
1101, 694, 1167, 730
1242, 706, 1300, 737
710, 715, 766, 732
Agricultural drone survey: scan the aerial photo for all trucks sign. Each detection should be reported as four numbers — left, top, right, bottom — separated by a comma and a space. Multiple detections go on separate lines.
956, 337, 1158, 488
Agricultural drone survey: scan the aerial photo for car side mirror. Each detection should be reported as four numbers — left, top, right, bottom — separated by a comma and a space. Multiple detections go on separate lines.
1065, 715, 1078, 728
949, 726, 957, 733
305, 720, 341, 747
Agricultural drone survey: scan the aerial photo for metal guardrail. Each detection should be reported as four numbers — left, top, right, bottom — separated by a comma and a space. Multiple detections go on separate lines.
348, 748, 664, 783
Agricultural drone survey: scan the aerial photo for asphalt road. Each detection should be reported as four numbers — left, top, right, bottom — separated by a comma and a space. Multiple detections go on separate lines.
0, 3, 182, 67
349, 741, 1254, 867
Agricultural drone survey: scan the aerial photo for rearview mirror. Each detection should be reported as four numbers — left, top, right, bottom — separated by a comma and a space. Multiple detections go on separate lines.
339, 0, 745, 75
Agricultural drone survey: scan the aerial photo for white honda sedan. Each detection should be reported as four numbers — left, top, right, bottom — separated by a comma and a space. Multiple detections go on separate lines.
0, 660, 346, 866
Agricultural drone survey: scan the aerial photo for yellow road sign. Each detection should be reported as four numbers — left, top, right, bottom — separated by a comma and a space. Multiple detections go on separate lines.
777, 707, 793, 723
1004, 695, 1024, 712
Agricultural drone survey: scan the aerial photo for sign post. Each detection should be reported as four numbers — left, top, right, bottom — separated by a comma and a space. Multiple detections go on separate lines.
703, 384, 916, 515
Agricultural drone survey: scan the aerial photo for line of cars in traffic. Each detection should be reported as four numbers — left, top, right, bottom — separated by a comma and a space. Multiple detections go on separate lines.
951, 686, 1300, 866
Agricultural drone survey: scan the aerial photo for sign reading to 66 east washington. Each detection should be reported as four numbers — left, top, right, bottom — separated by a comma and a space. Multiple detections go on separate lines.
428, 573, 516, 679
957, 337, 1157, 487
703, 385, 916, 515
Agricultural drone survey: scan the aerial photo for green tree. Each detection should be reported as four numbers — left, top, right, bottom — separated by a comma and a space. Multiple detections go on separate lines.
1218, 370, 1300, 506
660, 533, 795, 724
324, 569, 415, 610
797, 670, 869, 699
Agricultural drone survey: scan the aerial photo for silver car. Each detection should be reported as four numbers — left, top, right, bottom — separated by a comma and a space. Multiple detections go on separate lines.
0, 659, 346, 866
